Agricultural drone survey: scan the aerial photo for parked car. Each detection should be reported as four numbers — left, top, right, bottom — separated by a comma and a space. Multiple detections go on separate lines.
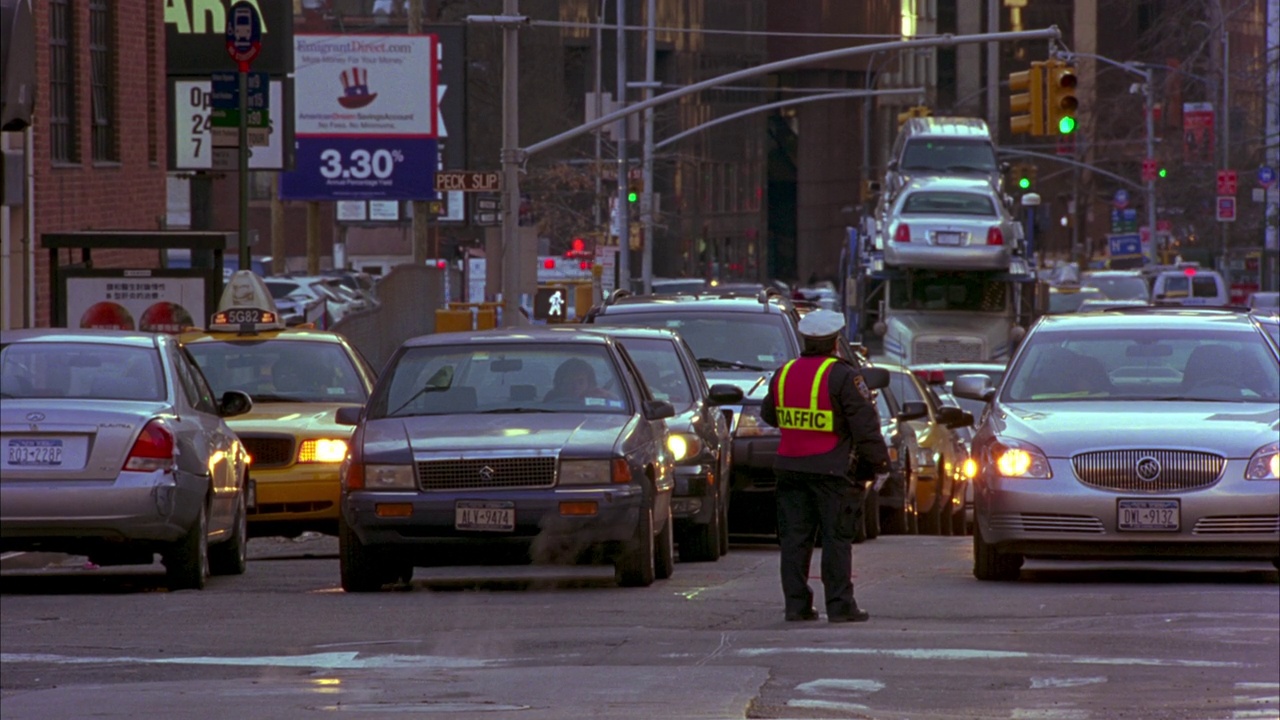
0, 329, 253, 589
335, 327, 677, 591
1246, 291, 1279, 311
181, 271, 378, 539
881, 115, 1002, 202
880, 175, 1022, 271
953, 307, 1280, 580
579, 326, 742, 561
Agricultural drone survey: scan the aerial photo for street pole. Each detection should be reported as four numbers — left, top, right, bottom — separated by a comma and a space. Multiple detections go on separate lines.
409, 0, 430, 267
1143, 67, 1158, 266
238, 66, 250, 270
986, 0, 999, 128
501, 0, 523, 325
1220, 26, 1230, 262
615, 0, 630, 293
593, 0, 604, 234
640, 0, 655, 294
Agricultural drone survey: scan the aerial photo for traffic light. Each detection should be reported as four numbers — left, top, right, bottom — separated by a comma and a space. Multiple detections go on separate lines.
896, 105, 932, 126
1045, 59, 1078, 135
1008, 62, 1045, 136
1014, 163, 1037, 191
627, 178, 642, 204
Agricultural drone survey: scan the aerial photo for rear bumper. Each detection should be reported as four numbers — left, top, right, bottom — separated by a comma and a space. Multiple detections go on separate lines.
884, 243, 1012, 271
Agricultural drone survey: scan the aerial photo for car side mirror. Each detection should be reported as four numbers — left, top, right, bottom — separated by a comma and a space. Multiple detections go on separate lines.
897, 401, 928, 422
952, 374, 995, 403
644, 399, 676, 421
707, 383, 744, 406
218, 390, 253, 418
860, 367, 890, 390
335, 406, 363, 426
937, 406, 973, 429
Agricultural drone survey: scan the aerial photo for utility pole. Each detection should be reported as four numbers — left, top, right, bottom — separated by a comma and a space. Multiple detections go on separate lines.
501, 1, 523, 324
409, 0, 430, 267
986, 0, 999, 128
1142, 67, 1158, 266
615, 0, 630, 292
1220, 24, 1230, 261
639, 0, 656, 294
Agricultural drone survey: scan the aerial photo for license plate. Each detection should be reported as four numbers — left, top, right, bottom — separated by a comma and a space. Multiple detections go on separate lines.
456, 500, 515, 532
1118, 499, 1180, 531
935, 232, 964, 246
6, 439, 64, 466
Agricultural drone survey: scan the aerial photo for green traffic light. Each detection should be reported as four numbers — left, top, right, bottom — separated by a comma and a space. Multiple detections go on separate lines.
627, 191, 638, 203
1018, 177, 1031, 190
1158, 168, 1167, 178
1058, 115, 1076, 134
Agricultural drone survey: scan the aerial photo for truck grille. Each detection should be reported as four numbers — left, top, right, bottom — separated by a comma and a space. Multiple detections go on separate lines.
416, 457, 557, 491
241, 435, 295, 469
1072, 450, 1224, 492
913, 338, 984, 364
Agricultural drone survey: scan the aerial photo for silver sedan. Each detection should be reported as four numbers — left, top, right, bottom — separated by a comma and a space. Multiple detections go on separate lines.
1, 330, 253, 589
953, 308, 1280, 579
881, 176, 1021, 271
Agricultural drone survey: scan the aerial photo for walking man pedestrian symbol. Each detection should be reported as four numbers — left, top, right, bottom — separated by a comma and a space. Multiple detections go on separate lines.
548, 291, 564, 316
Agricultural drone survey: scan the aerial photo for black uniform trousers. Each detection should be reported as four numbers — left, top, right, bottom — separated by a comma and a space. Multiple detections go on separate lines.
775, 469, 865, 619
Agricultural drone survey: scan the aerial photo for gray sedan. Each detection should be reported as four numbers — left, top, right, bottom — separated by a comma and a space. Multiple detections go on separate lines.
881, 176, 1021, 271
954, 308, 1280, 579
0, 329, 253, 589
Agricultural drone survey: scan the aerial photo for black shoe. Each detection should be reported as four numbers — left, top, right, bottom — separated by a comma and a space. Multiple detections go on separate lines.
828, 608, 870, 623
785, 609, 819, 622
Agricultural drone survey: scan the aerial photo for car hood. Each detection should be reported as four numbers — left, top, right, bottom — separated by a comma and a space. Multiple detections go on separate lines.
992, 402, 1280, 458
701, 370, 772, 405
361, 413, 637, 462
228, 402, 360, 436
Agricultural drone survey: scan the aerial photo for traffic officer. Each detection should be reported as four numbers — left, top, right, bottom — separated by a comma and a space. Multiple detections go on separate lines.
761, 309, 889, 623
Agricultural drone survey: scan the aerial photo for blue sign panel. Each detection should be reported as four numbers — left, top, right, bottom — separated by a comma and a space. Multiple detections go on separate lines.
211, 72, 269, 111
279, 137, 439, 201
1108, 233, 1142, 258
1259, 166, 1276, 188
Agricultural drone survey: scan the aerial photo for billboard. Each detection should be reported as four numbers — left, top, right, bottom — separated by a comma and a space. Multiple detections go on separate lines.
164, 0, 293, 76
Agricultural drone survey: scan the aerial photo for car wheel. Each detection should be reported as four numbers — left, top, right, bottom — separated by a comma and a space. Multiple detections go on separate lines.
718, 489, 730, 556
655, 505, 675, 580
163, 500, 209, 591
919, 495, 941, 535
339, 513, 397, 592
906, 494, 920, 535
615, 507, 655, 587
680, 498, 720, 562
973, 523, 1023, 581
863, 489, 880, 540
209, 489, 248, 576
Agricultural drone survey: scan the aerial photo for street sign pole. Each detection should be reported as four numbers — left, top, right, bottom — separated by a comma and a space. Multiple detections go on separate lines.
225, 1, 262, 272
238, 68, 250, 270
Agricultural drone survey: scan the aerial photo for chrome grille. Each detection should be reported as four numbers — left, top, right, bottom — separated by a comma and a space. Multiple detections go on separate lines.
913, 339, 984, 364
1072, 450, 1224, 492
241, 435, 295, 469
1192, 516, 1280, 535
416, 457, 556, 491
989, 512, 1104, 534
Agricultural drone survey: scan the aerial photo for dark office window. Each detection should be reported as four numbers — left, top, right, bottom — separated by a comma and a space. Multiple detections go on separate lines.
90, 0, 117, 162
49, 0, 77, 164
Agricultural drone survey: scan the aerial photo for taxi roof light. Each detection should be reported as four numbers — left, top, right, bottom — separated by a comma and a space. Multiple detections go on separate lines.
209, 271, 287, 334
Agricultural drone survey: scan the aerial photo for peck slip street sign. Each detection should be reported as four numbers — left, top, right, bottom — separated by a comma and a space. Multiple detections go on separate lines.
435, 171, 502, 192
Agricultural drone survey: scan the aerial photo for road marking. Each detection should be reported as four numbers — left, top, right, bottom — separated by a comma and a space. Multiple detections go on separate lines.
787, 699, 871, 712
1030, 676, 1107, 689
795, 678, 885, 694
735, 646, 1247, 668
1010, 710, 1091, 719
1232, 681, 1280, 719
0, 652, 492, 670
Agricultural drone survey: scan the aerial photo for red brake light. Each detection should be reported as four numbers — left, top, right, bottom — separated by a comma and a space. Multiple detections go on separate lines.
929, 370, 946, 385
1183, 267, 1197, 276
894, 224, 911, 243
986, 227, 1004, 246
124, 420, 175, 472
436, 260, 446, 269
912, 369, 929, 383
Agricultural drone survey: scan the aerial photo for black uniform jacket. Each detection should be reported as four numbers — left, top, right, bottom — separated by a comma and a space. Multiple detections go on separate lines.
761, 352, 890, 479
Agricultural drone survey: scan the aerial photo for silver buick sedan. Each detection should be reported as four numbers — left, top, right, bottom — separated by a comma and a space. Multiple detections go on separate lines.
880, 176, 1022, 271
953, 308, 1280, 580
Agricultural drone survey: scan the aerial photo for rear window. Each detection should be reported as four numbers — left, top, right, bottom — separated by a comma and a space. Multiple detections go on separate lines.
901, 191, 996, 216
591, 310, 796, 370
900, 139, 998, 173
1, 342, 165, 401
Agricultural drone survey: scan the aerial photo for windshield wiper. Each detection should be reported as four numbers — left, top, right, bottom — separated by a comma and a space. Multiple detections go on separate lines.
698, 357, 766, 371
479, 407, 554, 414
388, 385, 448, 417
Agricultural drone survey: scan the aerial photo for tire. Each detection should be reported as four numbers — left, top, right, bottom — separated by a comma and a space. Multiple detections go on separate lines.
907, 495, 920, 535
940, 496, 954, 536
655, 506, 675, 580
863, 489, 880, 540
973, 522, 1023, 581
680, 498, 720, 562
209, 489, 248, 576
718, 490, 730, 557
164, 501, 209, 591
919, 494, 941, 535
615, 507, 655, 587
339, 513, 397, 592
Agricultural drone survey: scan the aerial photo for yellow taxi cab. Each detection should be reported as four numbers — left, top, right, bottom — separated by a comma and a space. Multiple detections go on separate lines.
180, 271, 377, 538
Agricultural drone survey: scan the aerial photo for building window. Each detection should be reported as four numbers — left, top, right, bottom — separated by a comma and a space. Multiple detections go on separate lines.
49, 0, 77, 164
89, 0, 117, 162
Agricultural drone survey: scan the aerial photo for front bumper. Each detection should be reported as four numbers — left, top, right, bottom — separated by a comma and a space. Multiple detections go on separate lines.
247, 464, 341, 523
977, 458, 1280, 560
0, 469, 206, 553
671, 463, 719, 523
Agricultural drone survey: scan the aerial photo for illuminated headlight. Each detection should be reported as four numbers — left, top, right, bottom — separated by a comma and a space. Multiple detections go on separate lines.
364, 464, 416, 490
735, 406, 779, 437
992, 439, 1052, 479
560, 460, 612, 486
298, 439, 349, 463
667, 433, 702, 462
1245, 442, 1280, 481
961, 457, 978, 479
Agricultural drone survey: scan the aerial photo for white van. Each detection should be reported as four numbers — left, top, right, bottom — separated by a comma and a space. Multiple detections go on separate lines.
1150, 268, 1229, 306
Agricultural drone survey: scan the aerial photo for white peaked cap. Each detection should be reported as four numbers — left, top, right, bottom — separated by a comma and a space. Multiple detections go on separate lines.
797, 309, 845, 339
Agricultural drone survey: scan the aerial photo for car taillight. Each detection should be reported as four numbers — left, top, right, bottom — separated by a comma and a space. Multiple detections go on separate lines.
986, 227, 1004, 246
341, 427, 365, 490
124, 420, 175, 472
894, 224, 911, 243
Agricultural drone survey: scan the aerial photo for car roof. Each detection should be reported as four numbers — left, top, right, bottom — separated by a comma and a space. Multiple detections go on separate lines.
574, 325, 684, 342
398, 326, 616, 349
593, 291, 797, 316
900, 116, 991, 138
1035, 307, 1260, 331
1, 328, 162, 347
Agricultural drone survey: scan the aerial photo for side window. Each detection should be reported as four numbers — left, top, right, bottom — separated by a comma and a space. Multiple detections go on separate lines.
613, 344, 653, 403
1192, 276, 1220, 299
174, 347, 218, 415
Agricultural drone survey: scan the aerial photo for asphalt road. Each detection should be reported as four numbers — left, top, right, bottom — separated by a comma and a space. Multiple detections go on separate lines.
2, 535, 1277, 720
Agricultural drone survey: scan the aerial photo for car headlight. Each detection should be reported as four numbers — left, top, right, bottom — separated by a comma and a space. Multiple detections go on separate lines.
560, 460, 612, 486
364, 464, 416, 490
735, 405, 780, 437
667, 433, 703, 462
1245, 442, 1280, 481
961, 457, 978, 479
992, 439, 1052, 479
298, 438, 349, 463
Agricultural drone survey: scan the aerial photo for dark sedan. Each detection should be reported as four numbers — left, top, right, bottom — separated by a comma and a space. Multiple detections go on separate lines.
335, 328, 677, 591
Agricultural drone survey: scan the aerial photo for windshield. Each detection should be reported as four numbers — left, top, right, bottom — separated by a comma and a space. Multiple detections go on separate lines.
266, 281, 301, 300
371, 343, 630, 418
901, 139, 998, 173
888, 271, 1008, 312
901, 191, 996, 216
1, 342, 165, 401
186, 339, 367, 403
1084, 275, 1149, 301
591, 311, 796, 370
1048, 288, 1101, 314
614, 337, 695, 410
1002, 328, 1280, 403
